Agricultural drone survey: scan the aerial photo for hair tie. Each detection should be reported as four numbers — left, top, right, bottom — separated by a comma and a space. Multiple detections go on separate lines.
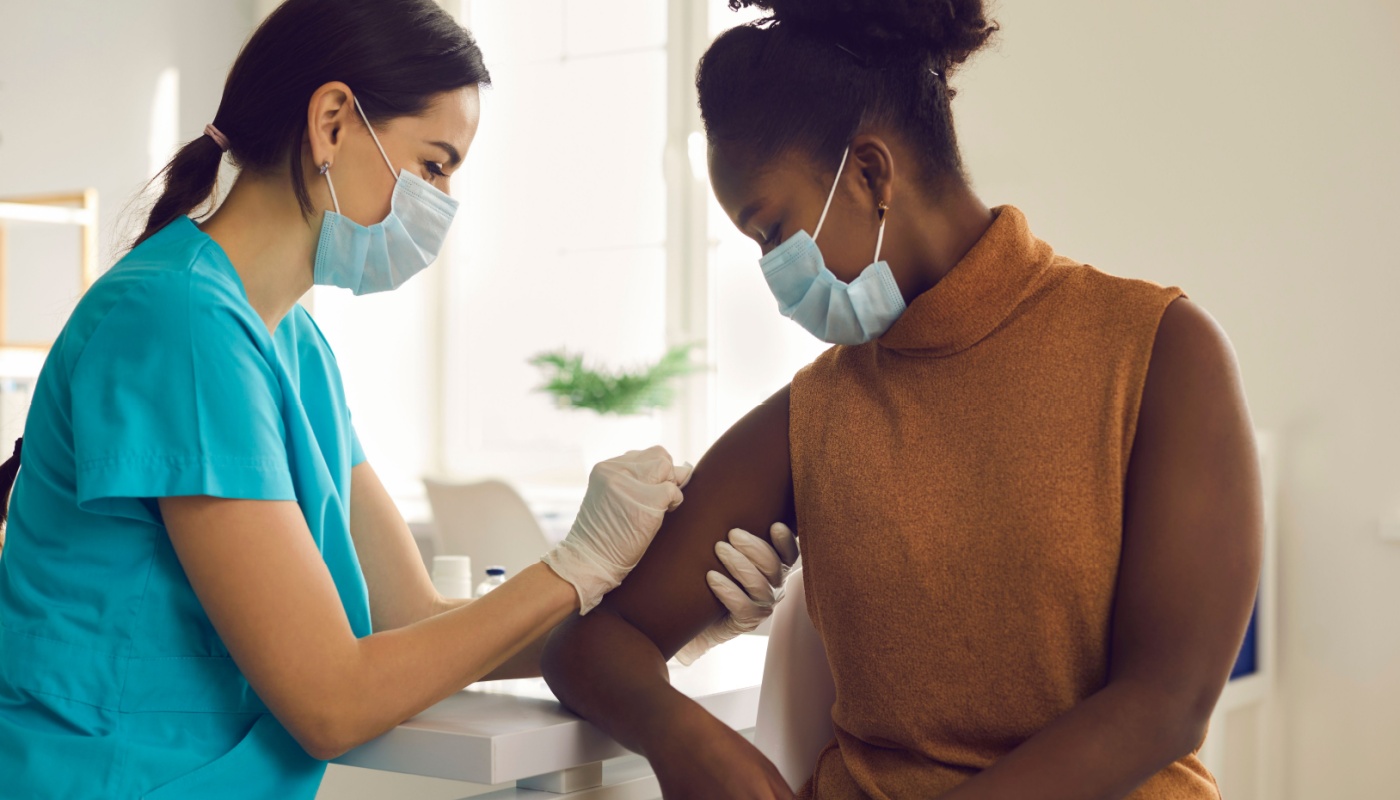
204, 123, 230, 152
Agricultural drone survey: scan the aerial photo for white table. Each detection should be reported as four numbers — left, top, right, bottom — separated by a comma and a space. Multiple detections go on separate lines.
334, 635, 769, 799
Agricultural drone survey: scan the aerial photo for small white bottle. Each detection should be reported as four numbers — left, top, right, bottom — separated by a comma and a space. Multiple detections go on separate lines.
475, 566, 507, 598
431, 555, 474, 600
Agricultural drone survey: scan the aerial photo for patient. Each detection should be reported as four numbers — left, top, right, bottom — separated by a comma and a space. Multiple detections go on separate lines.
542, 2, 1262, 799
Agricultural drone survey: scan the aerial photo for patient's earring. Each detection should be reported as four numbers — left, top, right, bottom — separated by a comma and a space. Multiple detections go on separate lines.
319, 161, 331, 175
877, 200, 890, 221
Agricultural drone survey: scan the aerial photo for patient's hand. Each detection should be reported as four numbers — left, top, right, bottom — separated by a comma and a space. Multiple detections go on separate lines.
650, 704, 795, 800
678, 522, 800, 665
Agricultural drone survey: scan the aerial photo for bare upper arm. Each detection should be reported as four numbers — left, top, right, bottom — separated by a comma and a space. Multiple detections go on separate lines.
597, 384, 796, 657
1111, 298, 1264, 724
159, 495, 361, 740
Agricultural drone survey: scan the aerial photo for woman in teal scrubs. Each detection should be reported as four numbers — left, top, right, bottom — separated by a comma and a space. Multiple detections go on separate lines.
0, 1, 796, 796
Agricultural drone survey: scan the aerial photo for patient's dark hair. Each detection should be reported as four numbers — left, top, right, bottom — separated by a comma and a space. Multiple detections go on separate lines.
132, 0, 490, 249
697, 0, 997, 184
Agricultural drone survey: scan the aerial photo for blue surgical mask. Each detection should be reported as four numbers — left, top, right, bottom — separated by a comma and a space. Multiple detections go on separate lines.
313, 94, 460, 295
759, 146, 906, 345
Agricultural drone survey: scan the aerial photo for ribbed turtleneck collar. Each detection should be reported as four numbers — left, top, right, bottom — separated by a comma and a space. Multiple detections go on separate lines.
878, 206, 1055, 358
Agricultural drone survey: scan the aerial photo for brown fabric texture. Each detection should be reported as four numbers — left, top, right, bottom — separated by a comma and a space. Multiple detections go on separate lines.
789, 207, 1217, 799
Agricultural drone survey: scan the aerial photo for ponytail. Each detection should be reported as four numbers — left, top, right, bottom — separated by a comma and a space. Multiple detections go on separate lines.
131, 132, 225, 249
0, 437, 22, 555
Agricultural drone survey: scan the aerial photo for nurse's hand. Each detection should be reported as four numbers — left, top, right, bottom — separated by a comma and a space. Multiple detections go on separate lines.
676, 522, 800, 665
543, 446, 693, 614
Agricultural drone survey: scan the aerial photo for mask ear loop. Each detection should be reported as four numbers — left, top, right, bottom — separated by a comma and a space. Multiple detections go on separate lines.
875, 200, 889, 262
351, 94, 399, 179
320, 161, 340, 214
813, 146, 851, 242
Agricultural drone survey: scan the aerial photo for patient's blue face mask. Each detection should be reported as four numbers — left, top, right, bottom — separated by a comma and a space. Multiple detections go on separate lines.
313, 94, 460, 295
758, 146, 906, 345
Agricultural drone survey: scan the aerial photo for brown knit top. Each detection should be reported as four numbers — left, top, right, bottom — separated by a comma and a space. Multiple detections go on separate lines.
789, 207, 1218, 799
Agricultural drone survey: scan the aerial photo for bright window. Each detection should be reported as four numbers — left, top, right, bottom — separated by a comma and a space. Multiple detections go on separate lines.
325, 0, 828, 502
444, 0, 671, 485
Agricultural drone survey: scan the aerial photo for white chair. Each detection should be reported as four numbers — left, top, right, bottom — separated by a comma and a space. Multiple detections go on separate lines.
422, 478, 553, 580
753, 568, 838, 792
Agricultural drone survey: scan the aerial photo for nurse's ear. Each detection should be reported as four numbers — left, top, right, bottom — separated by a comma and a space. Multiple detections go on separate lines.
305, 82, 356, 171
845, 134, 897, 216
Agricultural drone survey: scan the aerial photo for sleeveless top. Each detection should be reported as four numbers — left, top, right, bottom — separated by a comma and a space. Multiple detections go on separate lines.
789, 206, 1218, 799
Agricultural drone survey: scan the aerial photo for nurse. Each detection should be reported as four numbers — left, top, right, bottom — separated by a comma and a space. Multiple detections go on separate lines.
0, 0, 797, 797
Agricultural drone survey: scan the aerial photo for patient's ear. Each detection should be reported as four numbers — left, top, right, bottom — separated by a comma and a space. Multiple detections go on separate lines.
848, 135, 896, 213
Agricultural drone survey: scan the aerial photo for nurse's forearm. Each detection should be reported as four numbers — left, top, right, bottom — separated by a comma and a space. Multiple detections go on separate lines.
316, 562, 576, 758
481, 629, 550, 680
423, 596, 548, 680
427, 595, 473, 616
162, 493, 577, 762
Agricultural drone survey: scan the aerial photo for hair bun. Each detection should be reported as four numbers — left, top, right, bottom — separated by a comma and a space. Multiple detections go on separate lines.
730, 0, 997, 71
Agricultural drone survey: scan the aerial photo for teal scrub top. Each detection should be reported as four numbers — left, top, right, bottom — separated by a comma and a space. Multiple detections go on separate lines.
0, 216, 372, 798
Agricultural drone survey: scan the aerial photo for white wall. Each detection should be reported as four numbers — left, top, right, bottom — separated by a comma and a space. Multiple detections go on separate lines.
0, 0, 253, 442
0, 0, 443, 517
439, 0, 672, 488
953, 2, 1400, 797
0, 0, 252, 266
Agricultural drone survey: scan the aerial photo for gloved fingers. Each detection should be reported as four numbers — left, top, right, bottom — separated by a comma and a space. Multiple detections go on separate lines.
726, 527, 784, 588
706, 569, 767, 623
674, 461, 694, 489
770, 522, 801, 567
617, 445, 679, 484
585, 449, 687, 513
598, 446, 695, 491
714, 541, 776, 606
663, 480, 685, 512
675, 620, 736, 666
674, 636, 711, 667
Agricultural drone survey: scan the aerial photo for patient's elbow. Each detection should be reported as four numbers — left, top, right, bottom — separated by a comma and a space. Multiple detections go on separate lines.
540, 619, 581, 694
1154, 686, 1222, 762
1178, 688, 1223, 756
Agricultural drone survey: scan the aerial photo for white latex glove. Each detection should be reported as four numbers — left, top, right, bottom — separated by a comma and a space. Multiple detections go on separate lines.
676, 522, 800, 666
543, 446, 693, 614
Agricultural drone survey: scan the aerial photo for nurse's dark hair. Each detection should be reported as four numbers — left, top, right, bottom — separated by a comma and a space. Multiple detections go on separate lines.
0, 438, 19, 545
130, 0, 490, 249
697, 0, 996, 186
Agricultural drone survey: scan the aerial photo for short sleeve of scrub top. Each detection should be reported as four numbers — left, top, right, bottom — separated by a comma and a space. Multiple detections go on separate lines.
350, 421, 366, 467
69, 263, 297, 520
0, 217, 372, 799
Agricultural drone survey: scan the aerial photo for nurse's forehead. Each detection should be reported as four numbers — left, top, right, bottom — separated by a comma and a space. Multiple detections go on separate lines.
388, 88, 479, 146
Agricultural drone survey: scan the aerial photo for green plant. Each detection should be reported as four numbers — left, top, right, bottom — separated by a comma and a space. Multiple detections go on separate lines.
529, 344, 702, 416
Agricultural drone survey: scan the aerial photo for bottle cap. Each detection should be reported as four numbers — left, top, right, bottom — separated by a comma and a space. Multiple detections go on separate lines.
485, 566, 506, 576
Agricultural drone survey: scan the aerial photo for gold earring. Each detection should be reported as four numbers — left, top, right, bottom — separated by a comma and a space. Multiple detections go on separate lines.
877, 200, 890, 221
